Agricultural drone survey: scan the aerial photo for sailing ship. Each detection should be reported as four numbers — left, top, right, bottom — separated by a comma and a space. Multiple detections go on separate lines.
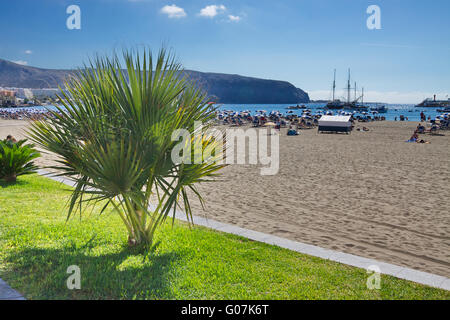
325, 69, 344, 109
325, 69, 369, 111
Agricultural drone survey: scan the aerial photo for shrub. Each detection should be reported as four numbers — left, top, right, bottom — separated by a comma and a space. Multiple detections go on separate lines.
0, 139, 40, 183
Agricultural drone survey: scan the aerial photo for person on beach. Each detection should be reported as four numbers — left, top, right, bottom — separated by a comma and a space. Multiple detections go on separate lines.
409, 131, 419, 142
5, 135, 17, 143
417, 124, 425, 134
287, 125, 299, 136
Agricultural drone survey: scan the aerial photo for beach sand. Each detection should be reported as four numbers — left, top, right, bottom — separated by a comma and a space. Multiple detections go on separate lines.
1, 119, 449, 277
0, 120, 59, 170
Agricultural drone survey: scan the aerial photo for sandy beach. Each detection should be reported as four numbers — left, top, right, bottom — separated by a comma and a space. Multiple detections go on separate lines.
0, 120, 60, 169
1, 119, 449, 277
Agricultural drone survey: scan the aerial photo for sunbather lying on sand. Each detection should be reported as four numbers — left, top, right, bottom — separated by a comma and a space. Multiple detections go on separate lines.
406, 131, 430, 144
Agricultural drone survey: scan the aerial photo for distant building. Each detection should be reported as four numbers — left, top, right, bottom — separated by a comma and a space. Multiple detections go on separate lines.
416, 94, 450, 108
0, 89, 17, 107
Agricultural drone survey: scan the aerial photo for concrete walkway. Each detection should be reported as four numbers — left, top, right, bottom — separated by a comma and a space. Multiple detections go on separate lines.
0, 279, 25, 300
1, 170, 447, 299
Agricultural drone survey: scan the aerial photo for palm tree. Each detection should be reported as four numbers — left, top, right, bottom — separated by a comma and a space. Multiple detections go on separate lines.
28, 48, 225, 249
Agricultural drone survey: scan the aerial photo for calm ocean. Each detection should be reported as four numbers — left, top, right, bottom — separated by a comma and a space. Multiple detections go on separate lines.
2, 103, 444, 122
217, 103, 443, 121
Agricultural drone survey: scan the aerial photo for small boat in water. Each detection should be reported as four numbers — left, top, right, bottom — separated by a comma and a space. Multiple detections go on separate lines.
286, 104, 306, 110
437, 107, 450, 113
352, 104, 369, 112
325, 100, 345, 110
370, 105, 388, 113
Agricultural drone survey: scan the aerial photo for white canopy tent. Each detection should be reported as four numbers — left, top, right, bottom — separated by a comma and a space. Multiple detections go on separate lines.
318, 115, 352, 133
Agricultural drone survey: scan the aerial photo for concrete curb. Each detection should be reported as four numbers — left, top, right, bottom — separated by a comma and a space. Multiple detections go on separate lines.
0, 279, 25, 300
36, 170, 450, 291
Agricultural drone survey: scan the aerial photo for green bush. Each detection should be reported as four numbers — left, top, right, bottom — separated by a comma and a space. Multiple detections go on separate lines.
0, 139, 40, 183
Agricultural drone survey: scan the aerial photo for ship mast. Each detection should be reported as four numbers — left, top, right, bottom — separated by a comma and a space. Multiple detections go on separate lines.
347, 69, 351, 104
354, 81, 357, 102
362, 87, 364, 105
332, 69, 336, 102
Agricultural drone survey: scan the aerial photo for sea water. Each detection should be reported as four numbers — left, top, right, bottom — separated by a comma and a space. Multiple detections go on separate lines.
1, 103, 444, 122
217, 103, 443, 122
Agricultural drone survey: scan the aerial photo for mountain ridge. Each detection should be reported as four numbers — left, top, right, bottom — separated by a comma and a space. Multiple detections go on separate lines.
0, 58, 309, 104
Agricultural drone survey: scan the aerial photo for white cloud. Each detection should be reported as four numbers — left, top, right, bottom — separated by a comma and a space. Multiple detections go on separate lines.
13, 60, 28, 66
25, 50, 32, 54
199, 5, 226, 18
160, 4, 186, 18
228, 15, 241, 22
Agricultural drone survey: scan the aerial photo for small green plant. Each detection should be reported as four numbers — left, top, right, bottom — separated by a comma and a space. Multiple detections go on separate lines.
0, 139, 40, 183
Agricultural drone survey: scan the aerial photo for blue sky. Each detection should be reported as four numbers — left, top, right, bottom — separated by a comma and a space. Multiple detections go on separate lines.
1, 0, 449, 103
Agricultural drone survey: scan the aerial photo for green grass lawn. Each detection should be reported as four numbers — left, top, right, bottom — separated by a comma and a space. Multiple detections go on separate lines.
0, 174, 448, 300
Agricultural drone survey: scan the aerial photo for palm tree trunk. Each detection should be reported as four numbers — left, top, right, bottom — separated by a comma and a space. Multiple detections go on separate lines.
123, 197, 151, 248
4, 174, 17, 183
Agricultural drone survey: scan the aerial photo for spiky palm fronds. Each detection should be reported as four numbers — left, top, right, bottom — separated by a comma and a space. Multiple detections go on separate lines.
0, 139, 40, 183
28, 48, 225, 249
